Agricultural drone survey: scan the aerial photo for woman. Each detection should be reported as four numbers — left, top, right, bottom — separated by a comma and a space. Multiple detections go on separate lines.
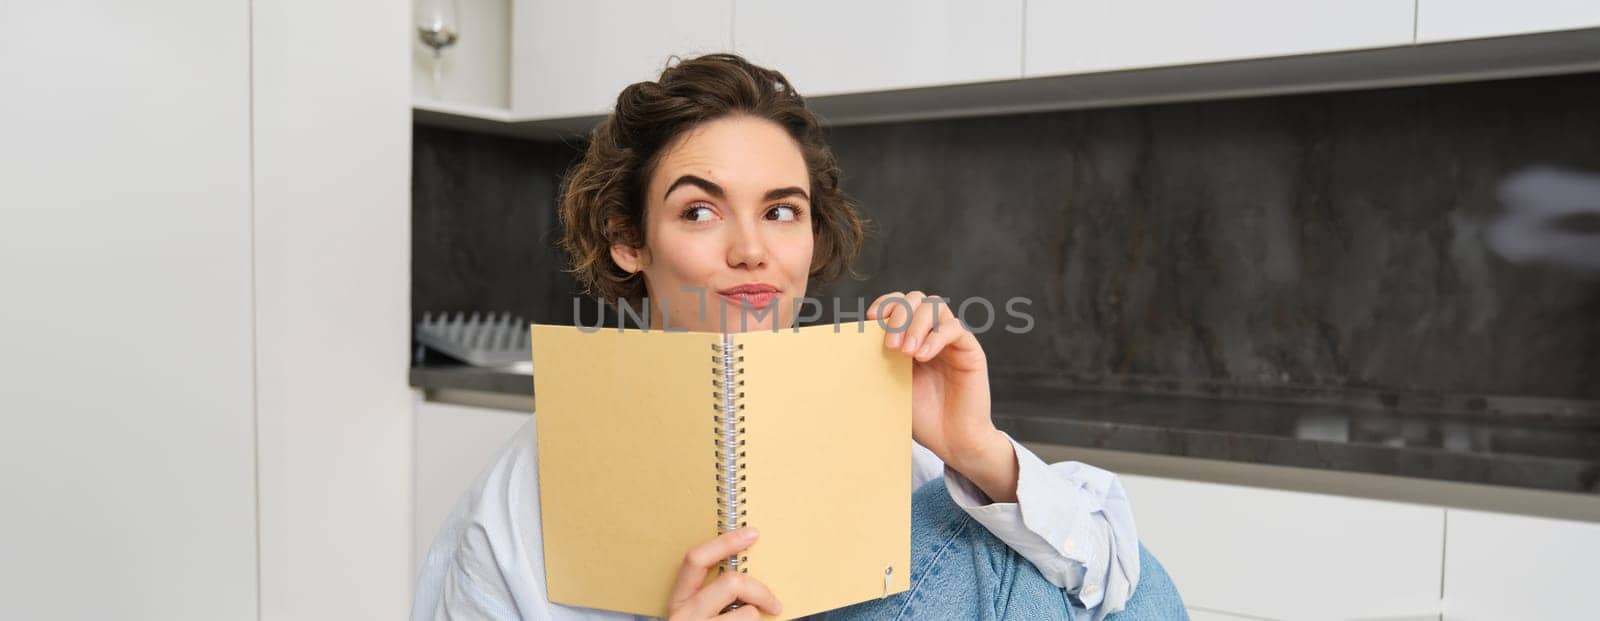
411, 54, 1186, 621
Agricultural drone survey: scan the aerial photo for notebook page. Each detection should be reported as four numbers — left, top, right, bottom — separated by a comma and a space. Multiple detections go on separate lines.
531, 324, 721, 618
735, 322, 913, 619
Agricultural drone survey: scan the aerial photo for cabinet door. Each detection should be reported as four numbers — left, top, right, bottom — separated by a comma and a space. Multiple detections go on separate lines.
734, 0, 1023, 97
252, 0, 416, 615
414, 398, 532, 571
0, 2, 257, 619
1119, 475, 1444, 620
1417, 0, 1600, 43
1442, 509, 1600, 620
1025, 0, 1415, 77
511, 0, 732, 119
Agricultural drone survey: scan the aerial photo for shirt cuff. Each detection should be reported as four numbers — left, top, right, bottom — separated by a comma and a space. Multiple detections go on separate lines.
942, 433, 1112, 606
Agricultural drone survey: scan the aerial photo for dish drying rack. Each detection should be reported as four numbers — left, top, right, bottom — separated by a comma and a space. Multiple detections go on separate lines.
415, 311, 531, 367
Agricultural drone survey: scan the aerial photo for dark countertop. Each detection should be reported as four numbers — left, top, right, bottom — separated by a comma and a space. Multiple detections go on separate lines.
409, 364, 1600, 495
411, 364, 535, 396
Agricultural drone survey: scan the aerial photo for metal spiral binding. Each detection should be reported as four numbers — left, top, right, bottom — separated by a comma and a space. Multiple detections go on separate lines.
712, 335, 748, 574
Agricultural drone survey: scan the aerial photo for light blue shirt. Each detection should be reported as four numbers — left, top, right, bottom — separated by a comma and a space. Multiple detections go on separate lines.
411, 416, 1140, 620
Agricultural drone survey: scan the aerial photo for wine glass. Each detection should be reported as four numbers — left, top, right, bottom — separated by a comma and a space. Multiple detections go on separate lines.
416, 0, 461, 96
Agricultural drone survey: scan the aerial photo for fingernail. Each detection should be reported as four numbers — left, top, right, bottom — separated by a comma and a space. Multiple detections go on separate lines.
887, 332, 902, 348
743, 527, 759, 540
916, 342, 932, 359
902, 336, 918, 353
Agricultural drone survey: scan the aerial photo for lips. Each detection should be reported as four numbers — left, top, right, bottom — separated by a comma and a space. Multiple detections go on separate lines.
718, 283, 780, 310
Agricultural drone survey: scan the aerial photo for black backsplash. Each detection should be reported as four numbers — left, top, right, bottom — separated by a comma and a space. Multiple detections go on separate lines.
411, 126, 591, 327
413, 72, 1600, 401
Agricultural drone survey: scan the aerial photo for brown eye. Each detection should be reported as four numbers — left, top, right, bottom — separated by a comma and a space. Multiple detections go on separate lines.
682, 204, 715, 222
767, 204, 799, 222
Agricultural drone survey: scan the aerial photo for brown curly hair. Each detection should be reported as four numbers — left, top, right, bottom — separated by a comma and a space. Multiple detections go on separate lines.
558, 53, 865, 308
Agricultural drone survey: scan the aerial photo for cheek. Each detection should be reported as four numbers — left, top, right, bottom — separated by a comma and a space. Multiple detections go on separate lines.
655, 235, 725, 284
774, 234, 815, 281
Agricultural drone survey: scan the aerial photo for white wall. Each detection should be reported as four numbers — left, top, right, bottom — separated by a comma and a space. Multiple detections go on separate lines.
252, 0, 415, 618
0, 1, 259, 619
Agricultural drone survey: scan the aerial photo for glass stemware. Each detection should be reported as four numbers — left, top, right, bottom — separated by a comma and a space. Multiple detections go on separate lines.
415, 0, 461, 97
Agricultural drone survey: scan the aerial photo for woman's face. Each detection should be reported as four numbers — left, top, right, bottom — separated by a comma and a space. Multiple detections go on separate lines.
611, 115, 815, 333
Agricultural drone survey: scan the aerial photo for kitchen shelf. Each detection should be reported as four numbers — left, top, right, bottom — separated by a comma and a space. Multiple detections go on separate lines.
414, 27, 1600, 139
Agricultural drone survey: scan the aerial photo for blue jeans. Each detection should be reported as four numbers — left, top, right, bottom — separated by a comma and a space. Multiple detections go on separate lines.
814, 479, 1188, 620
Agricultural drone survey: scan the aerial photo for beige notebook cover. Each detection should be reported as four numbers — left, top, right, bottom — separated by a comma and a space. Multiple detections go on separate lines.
530, 322, 913, 620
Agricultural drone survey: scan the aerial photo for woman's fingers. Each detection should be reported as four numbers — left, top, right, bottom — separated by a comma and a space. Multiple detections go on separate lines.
865, 292, 893, 344
912, 301, 966, 361
867, 290, 969, 359
710, 604, 763, 621
866, 291, 903, 348
668, 528, 760, 613
865, 291, 900, 320
665, 527, 781, 620
869, 291, 922, 349
688, 571, 783, 619
897, 293, 950, 357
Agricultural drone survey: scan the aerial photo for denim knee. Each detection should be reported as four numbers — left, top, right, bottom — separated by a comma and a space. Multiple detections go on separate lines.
1103, 544, 1187, 620
818, 480, 1073, 621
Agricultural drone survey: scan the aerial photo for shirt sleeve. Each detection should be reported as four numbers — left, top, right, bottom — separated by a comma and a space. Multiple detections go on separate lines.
915, 434, 1141, 621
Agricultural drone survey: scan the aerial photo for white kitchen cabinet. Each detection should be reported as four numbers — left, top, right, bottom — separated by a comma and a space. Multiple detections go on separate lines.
511, 0, 733, 119
10, 0, 424, 617
1441, 508, 1600, 620
424, 0, 1598, 132
405, 401, 1600, 620
734, 0, 1023, 97
413, 397, 533, 572
1119, 474, 1445, 620
0, 2, 258, 618
1417, 0, 1600, 43
1185, 609, 1279, 621
252, 0, 414, 617
414, 0, 512, 110
1024, 0, 1416, 77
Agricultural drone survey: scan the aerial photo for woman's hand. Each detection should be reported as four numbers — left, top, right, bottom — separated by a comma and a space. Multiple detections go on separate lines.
667, 527, 783, 620
868, 291, 1019, 503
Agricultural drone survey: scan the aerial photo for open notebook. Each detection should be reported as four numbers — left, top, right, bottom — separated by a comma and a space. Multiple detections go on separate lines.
530, 322, 913, 620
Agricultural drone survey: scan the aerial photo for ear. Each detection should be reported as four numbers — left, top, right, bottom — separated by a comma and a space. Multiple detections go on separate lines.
609, 241, 650, 275
606, 214, 650, 275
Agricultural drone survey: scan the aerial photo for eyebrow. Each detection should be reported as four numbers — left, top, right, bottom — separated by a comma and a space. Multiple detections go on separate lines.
763, 186, 810, 202
663, 174, 810, 203
664, 175, 724, 200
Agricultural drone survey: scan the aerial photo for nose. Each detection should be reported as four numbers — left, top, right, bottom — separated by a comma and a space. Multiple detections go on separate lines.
725, 216, 769, 270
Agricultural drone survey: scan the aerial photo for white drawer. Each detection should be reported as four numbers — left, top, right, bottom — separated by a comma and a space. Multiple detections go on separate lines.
1120, 474, 1444, 620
